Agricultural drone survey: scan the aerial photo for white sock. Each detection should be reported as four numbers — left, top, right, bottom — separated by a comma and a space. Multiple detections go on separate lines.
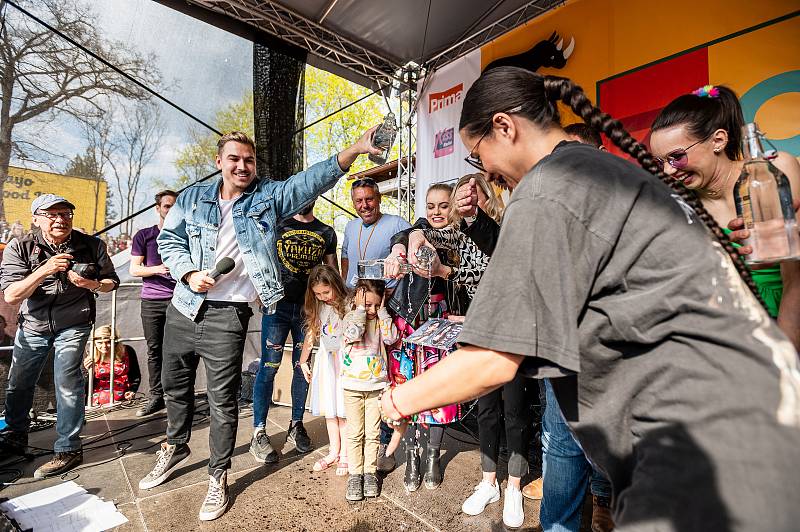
254, 427, 264, 437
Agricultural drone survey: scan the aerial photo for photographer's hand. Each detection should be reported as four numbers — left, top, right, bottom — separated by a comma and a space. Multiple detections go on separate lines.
67, 271, 101, 291
41, 253, 73, 276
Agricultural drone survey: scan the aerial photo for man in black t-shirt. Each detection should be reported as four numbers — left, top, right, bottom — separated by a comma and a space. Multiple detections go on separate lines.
249, 201, 337, 462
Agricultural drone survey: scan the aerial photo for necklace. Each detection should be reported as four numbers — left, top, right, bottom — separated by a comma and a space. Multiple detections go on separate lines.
705, 163, 738, 199
357, 219, 379, 260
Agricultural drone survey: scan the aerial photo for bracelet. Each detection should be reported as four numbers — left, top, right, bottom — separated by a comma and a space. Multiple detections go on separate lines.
388, 386, 407, 420
378, 385, 407, 426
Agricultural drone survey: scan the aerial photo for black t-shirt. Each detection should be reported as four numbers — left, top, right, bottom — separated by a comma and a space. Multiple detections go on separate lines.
276, 217, 337, 304
459, 141, 800, 530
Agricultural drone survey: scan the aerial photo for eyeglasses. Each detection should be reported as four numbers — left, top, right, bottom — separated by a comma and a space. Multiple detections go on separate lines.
653, 138, 707, 171
94, 339, 112, 344
352, 177, 379, 189
464, 105, 523, 172
35, 210, 74, 220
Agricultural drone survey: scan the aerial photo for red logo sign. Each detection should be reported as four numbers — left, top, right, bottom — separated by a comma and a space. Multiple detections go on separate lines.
428, 83, 463, 113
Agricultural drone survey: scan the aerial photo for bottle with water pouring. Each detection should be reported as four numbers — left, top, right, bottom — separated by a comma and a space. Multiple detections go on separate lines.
358, 246, 437, 280
733, 123, 800, 264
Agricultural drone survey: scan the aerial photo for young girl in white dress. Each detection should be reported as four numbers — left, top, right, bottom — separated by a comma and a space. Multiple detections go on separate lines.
298, 265, 349, 475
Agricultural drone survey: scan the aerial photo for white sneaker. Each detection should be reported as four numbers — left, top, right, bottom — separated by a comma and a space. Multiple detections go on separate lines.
503, 484, 525, 528
198, 470, 228, 521
462, 480, 501, 516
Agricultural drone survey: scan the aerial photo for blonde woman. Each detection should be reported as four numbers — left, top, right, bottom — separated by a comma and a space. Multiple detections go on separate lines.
84, 325, 141, 405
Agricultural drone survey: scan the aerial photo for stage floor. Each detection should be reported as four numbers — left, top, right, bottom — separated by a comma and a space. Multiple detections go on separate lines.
1, 400, 591, 531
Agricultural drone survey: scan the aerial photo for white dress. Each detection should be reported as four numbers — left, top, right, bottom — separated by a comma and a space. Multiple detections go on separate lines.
310, 304, 346, 418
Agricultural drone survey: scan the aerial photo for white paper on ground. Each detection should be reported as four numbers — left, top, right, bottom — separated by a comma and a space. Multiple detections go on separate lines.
0, 480, 128, 531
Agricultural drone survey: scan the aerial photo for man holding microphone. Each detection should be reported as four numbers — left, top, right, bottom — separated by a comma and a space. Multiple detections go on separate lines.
139, 129, 381, 522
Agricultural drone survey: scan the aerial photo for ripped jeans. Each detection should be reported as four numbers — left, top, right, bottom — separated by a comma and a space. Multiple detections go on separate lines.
252, 300, 308, 427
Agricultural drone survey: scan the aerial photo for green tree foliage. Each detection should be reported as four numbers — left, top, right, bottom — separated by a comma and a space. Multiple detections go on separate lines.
168, 92, 254, 189
302, 66, 398, 232
169, 66, 401, 234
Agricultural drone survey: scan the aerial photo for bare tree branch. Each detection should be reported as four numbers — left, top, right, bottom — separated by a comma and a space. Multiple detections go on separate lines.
0, 0, 162, 218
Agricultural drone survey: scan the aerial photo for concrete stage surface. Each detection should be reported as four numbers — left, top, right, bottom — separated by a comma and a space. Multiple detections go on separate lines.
1, 399, 592, 531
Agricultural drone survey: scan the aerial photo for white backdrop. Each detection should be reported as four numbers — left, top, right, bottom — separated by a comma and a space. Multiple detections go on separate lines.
415, 50, 482, 219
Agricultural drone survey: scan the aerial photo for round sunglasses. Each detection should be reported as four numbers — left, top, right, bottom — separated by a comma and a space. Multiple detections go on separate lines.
653, 137, 708, 171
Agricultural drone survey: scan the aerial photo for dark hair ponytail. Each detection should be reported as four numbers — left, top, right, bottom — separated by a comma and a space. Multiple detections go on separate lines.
459, 67, 763, 307
651, 85, 744, 161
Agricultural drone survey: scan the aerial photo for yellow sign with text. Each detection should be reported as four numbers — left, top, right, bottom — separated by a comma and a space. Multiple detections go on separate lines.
5, 166, 107, 233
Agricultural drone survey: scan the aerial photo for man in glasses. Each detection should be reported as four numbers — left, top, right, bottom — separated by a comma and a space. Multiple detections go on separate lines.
0, 194, 119, 478
341, 178, 411, 290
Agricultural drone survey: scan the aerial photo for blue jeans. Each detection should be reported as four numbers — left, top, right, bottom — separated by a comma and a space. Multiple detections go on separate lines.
253, 300, 307, 426
4, 325, 92, 452
540, 379, 591, 532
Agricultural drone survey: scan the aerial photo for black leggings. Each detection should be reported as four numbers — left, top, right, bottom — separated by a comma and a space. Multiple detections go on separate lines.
477, 371, 531, 478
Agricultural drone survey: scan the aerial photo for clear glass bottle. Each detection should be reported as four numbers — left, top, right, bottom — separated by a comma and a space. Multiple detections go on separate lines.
368, 112, 398, 165
733, 122, 800, 264
357, 246, 436, 280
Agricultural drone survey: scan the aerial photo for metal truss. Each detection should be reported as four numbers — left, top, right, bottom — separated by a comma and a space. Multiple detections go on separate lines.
396, 66, 419, 221
185, 0, 404, 86
424, 0, 564, 73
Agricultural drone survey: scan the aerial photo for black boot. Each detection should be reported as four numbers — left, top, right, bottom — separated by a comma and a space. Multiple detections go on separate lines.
403, 447, 421, 492
423, 445, 442, 490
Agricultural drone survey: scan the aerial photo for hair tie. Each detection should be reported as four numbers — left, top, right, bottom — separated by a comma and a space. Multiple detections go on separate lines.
692, 85, 720, 98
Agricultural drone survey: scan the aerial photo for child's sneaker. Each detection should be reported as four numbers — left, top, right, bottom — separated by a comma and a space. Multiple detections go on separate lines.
363, 473, 380, 498
462, 479, 501, 515
346, 474, 364, 502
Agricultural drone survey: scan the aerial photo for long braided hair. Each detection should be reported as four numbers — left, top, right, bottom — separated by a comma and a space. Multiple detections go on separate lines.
458, 67, 763, 307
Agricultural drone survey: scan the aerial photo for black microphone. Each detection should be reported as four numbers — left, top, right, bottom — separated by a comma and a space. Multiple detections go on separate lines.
208, 257, 235, 280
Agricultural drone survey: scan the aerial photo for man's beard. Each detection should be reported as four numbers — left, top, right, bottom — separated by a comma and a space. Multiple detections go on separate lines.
299, 204, 314, 216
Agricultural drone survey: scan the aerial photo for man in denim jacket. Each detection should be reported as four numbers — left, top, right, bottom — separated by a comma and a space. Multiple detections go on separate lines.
138, 129, 381, 521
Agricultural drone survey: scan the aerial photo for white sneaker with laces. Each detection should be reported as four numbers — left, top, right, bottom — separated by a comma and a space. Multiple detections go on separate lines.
462, 479, 501, 516
198, 470, 228, 521
503, 484, 525, 528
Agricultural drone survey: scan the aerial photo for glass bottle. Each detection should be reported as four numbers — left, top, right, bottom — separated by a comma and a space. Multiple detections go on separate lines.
357, 246, 436, 280
733, 123, 800, 264
368, 112, 398, 165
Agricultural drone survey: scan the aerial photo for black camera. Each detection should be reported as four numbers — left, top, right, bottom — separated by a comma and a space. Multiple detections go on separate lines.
69, 262, 99, 280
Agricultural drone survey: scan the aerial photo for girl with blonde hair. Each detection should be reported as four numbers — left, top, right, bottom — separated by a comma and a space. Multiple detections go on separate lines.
86, 325, 140, 405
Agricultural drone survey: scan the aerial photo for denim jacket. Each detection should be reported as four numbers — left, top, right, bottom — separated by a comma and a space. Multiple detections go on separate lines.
158, 155, 345, 320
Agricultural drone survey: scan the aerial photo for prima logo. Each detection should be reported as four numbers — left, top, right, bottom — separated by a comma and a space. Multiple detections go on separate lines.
434, 128, 455, 158
428, 83, 463, 114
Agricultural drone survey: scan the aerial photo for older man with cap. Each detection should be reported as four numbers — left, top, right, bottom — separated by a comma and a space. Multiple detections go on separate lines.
0, 194, 119, 478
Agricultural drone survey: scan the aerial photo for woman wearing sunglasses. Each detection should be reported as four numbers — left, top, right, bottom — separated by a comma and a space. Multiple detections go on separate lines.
650, 85, 800, 348
382, 67, 800, 531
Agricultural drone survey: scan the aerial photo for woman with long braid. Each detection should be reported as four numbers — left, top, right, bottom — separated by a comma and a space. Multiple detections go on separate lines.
381, 67, 800, 531
650, 86, 800, 348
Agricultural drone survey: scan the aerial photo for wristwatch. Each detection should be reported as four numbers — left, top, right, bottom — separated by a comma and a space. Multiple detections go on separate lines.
90, 281, 102, 294
464, 214, 478, 225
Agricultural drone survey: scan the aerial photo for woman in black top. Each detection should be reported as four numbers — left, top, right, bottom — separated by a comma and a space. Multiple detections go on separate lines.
383, 67, 800, 531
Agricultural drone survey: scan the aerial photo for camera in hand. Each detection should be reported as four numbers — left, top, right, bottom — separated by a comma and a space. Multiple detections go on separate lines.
69, 262, 99, 279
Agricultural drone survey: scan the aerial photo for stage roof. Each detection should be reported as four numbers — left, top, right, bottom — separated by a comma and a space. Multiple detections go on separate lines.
157, 0, 563, 89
